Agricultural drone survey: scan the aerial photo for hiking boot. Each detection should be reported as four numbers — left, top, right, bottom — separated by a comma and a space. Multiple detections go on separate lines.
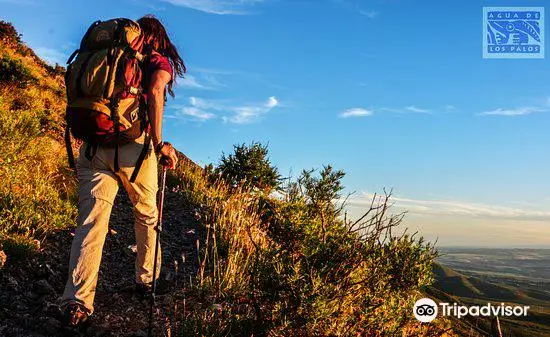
63, 302, 90, 327
135, 280, 171, 297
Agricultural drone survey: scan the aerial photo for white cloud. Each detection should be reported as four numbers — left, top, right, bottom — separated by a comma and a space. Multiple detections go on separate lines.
339, 108, 373, 118
167, 97, 218, 121
159, 0, 265, 15
380, 106, 431, 114
202, 74, 227, 88
181, 107, 216, 121
188, 96, 226, 110
266, 96, 278, 108
224, 96, 279, 124
346, 193, 550, 221
359, 10, 378, 18
479, 106, 545, 116
173, 96, 278, 124
404, 105, 431, 114
178, 75, 210, 90
34, 47, 67, 66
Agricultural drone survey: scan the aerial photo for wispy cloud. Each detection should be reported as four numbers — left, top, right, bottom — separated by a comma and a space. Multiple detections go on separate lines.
359, 10, 378, 18
339, 108, 373, 118
224, 96, 279, 124
167, 97, 218, 121
34, 47, 68, 66
479, 106, 545, 116
192, 66, 283, 89
380, 106, 432, 114
404, 105, 431, 113
181, 107, 216, 121
170, 96, 279, 123
178, 74, 211, 90
159, 0, 265, 15
346, 193, 550, 221
202, 74, 228, 88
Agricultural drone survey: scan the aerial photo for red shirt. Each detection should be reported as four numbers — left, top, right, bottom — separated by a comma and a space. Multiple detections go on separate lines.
142, 52, 173, 101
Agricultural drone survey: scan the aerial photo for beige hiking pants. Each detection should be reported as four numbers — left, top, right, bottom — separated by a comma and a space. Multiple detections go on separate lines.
61, 133, 160, 314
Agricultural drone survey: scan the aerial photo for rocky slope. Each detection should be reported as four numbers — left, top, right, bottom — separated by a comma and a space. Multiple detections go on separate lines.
0, 188, 203, 337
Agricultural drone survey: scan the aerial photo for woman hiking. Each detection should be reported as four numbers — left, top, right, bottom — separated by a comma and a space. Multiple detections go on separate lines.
61, 15, 185, 327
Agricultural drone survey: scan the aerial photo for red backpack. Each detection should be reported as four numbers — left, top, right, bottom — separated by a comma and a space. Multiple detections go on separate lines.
64, 18, 151, 182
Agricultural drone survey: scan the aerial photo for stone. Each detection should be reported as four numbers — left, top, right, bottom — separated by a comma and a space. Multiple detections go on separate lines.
34, 279, 55, 296
7, 275, 20, 292
131, 329, 147, 337
38, 316, 61, 335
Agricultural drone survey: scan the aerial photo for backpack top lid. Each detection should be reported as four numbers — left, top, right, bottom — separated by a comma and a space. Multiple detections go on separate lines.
79, 18, 144, 53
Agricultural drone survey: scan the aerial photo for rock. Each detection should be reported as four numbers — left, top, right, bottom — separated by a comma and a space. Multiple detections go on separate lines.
130, 329, 147, 337
0, 250, 6, 268
24, 291, 40, 300
37, 316, 61, 335
7, 275, 20, 292
34, 279, 55, 296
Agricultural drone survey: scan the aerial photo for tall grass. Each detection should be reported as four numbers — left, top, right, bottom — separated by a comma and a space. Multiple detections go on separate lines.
170, 163, 454, 336
0, 30, 77, 259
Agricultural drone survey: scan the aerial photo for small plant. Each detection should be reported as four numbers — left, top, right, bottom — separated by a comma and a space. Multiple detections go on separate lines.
215, 142, 281, 193
0, 55, 37, 88
0, 21, 22, 44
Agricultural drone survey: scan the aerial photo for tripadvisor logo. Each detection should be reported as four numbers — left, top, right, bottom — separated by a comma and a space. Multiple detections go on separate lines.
413, 298, 530, 323
414, 298, 438, 323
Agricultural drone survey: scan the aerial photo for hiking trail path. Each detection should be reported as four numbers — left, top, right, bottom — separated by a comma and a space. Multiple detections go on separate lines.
0, 188, 202, 337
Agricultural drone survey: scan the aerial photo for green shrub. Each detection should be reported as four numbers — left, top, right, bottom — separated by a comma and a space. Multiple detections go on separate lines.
174, 151, 443, 336
0, 21, 22, 44
215, 142, 281, 193
0, 54, 37, 88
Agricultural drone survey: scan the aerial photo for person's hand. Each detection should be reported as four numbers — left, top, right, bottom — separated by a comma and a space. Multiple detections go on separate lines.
155, 142, 178, 169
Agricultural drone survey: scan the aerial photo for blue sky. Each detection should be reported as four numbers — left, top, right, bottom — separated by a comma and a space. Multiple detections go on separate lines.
3, 0, 550, 247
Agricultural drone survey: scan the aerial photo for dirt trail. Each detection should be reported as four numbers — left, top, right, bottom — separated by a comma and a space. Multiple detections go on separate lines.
0, 188, 202, 337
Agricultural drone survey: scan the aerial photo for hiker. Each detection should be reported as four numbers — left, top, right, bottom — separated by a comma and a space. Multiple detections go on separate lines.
60, 15, 186, 326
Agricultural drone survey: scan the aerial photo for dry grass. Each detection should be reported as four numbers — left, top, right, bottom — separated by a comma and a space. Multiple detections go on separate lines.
0, 31, 77, 259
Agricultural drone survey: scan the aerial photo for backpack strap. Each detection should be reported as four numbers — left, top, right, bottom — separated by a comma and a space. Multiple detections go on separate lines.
129, 134, 152, 183
65, 124, 76, 169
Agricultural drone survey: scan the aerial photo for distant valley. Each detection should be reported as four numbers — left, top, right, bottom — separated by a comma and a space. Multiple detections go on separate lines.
432, 248, 550, 337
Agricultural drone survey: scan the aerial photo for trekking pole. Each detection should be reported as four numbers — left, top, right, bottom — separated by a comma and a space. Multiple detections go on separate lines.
148, 166, 168, 337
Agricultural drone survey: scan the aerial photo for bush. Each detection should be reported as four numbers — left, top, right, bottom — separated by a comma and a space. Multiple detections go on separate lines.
0, 54, 37, 88
215, 142, 281, 193
0, 21, 22, 45
172, 148, 443, 336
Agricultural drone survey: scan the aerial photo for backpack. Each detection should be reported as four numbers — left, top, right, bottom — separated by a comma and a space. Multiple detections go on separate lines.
64, 18, 152, 182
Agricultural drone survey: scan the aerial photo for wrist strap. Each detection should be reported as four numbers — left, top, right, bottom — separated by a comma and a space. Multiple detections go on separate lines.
154, 141, 164, 155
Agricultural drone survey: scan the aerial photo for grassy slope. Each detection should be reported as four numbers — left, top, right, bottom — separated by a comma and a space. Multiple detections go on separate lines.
0, 22, 77, 257
432, 263, 550, 337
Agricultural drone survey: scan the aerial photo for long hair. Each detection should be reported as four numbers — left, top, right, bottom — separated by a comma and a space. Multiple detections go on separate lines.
137, 15, 186, 97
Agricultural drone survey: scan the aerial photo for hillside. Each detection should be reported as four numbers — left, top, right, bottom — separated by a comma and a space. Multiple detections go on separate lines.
431, 263, 550, 337
1, 20, 456, 336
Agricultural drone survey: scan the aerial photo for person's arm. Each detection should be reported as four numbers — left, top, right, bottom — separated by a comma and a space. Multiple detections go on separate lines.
147, 69, 178, 169
148, 69, 171, 147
